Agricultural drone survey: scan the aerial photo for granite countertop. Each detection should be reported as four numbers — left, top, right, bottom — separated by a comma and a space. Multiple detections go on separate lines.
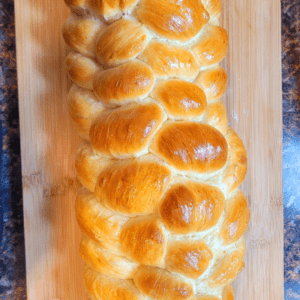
0, 0, 299, 299
282, 0, 300, 298
0, 0, 26, 299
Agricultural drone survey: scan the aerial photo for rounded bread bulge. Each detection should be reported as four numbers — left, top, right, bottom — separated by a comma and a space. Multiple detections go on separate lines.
94, 157, 171, 214
89, 0, 139, 19
138, 41, 199, 79
219, 189, 250, 245
120, 215, 167, 266
96, 19, 149, 67
192, 285, 234, 300
80, 235, 139, 279
201, 0, 222, 19
195, 66, 228, 102
64, 0, 87, 14
75, 188, 129, 251
62, 14, 104, 58
75, 143, 111, 192
202, 100, 228, 136
151, 80, 207, 120
66, 52, 102, 90
134, 0, 209, 42
160, 181, 225, 234
89, 102, 165, 157
68, 85, 104, 140
192, 25, 228, 66
222, 128, 247, 194
165, 240, 213, 279
151, 122, 228, 173
93, 60, 155, 106
208, 240, 245, 287
134, 265, 194, 300
222, 285, 234, 300
191, 285, 234, 300
84, 266, 144, 300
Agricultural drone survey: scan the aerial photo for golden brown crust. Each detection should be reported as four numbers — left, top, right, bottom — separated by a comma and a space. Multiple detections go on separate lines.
96, 19, 149, 67
160, 181, 225, 234
65, 0, 86, 6
120, 216, 167, 265
222, 128, 247, 194
195, 66, 228, 101
192, 26, 228, 67
135, 0, 209, 42
201, 0, 222, 18
80, 235, 139, 279
219, 190, 250, 245
134, 265, 194, 300
84, 266, 144, 300
138, 41, 199, 79
192, 296, 220, 300
151, 80, 207, 119
93, 60, 155, 105
95, 157, 171, 214
66, 52, 102, 90
90, 103, 165, 157
75, 188, 129, 250
63, 14, 103, 58
68, 85, 104, 140
208, 240, 245, 287
222, 285, 234, 300
63, 1, 249, 297
151, 122, 228, 173
89, 0, 139, 19
75, 144, 111, 192
202, 100, 228, 136
165, 240, 213, 279
64, 0, 87, 15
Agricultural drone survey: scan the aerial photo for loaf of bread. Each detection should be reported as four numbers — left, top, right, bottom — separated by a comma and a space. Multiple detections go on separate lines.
63, 0, 250, 299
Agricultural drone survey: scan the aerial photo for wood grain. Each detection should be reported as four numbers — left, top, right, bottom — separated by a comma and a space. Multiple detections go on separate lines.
221, 0, 283, 299
15, 0, 283, 299
15, 0, 86, 299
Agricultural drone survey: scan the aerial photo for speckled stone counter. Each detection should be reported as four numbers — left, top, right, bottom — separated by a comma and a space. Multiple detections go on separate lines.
282, 0, 300, 299
0, 0, 298, 299
0, 0, 26, 299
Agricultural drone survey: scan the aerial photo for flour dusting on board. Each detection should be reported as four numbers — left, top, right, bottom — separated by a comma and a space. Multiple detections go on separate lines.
232, 110, 239, 123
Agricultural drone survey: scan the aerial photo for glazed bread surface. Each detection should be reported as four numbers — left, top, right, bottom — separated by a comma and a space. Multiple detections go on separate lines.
63, 0, 250, 299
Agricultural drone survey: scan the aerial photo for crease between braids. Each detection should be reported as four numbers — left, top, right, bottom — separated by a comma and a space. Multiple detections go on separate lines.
62, 0, 250, 299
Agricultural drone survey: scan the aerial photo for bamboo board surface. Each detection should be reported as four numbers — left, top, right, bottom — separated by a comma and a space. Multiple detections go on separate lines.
15, 0, 283, 299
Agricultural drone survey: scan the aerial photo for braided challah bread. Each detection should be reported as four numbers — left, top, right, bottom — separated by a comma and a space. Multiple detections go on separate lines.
63, 0, 250, 299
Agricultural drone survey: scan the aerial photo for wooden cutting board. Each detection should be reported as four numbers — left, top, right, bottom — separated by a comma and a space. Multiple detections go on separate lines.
15, 0, 283, 299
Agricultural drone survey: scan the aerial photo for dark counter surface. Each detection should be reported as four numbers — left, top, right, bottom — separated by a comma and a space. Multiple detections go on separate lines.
282, 1, 300, 299
0, 0, 299, 299
0, 0, 26, 299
